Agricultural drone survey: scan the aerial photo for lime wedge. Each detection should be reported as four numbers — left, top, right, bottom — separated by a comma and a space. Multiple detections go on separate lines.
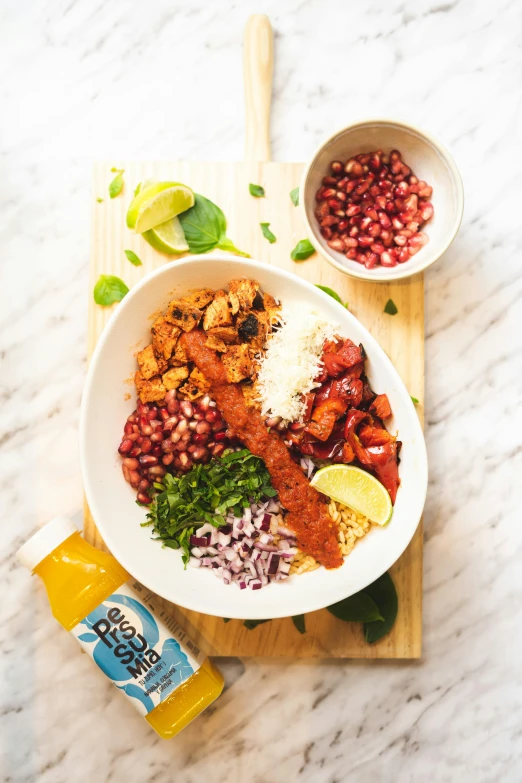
143, 217, 189, 255
311, 464, 393, 526
126, 182, 195, 233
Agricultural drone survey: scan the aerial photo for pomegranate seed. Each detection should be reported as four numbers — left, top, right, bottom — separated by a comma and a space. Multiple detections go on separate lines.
385, 201, 396, 213
137, 492, 152, 505
192, 433, 210, 445
392, 217, 404, 230
398, 248, 411, 263
188, 420, 198, 431
138, 479, 151, 492
196, 421, 211, 434
320, 227, 332, 240
158, 407, 169, 421
394, 234, 408, 246
328, 199, 341, 211
140, 438, 152, 453
358, 235, 373, 248
391, 161, 402, 175
398, 229, 414, 239
381, 230, 393, 247
344, 237, 358, 248
162, 454, 174, 466
337, 219, 349, 232
204, 409, 219, 423
417, 181, 433, 199
178, 452, 190, 468
409, 232, 429, 247
191, 446, 208, 462
365, 252, 379, 269
406, 221, 419, 232
176, 419, 188, 435
367, 222, 381, 238
349, 226, 359, 237
409, 245, 421, 256
122, 464, 130, 482
199, 395, 211, 412
322, 176, 338, 186
163, 415, 179, 430
316, 201, 329, 220
315, 187, 326, 202
345, 249, 357, 260
420, 201, 434, 221
359, 216, 372, 231
346, 204, 361, 217
146, 408, 157, 422
129, 446, 141, 457
370, 242, 385, 255
335, 191, 347, 202
118, 439, 133, 455
162, 439, 176, 453
179, 401, 193, 418
327, 238, 345, 252
211, 443, 226, 458
380, 251, 397, 267
151, 445, 163, 457
148, 465, 166, 477
354, 181, 369, 196
394, 181, 410, 198
124, 422, 133, 436
129, 470, 141, 488
321, 215, 338, 228
139, 454, 158, 467
322, 188, 336, 200
181, 431, 191, 443
331, 160, 343, 173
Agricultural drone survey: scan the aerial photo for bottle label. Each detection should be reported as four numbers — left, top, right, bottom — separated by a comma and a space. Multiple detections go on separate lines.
71, 580, 203, 716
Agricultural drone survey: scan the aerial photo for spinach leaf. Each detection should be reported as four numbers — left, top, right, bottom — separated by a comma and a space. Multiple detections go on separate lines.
411, 396, 419, 404
291, 239, 315, 262
363, 572, 398, 643
178, 194, 249, 257
249, 183, 265, 198
124, 249, 142, 266
109, 168, 124, 198
93, 275, 129, 306
290, 187, 299, 206
315, 285, 348, 308
244, 619, 271, 630
260, 223, 276, 244
327, 592, 383, 623
384, 299, 398, 315
292, 614, 306, 634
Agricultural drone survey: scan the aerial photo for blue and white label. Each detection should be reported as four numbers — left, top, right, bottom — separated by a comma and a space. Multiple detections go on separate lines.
72, 580, 203, 716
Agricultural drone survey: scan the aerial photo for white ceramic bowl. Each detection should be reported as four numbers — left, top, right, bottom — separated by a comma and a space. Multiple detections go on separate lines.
80, 255, 427, 619
301, 118, 464, 282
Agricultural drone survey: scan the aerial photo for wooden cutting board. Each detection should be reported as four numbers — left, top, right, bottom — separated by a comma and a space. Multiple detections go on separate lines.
85, 17, 423, 658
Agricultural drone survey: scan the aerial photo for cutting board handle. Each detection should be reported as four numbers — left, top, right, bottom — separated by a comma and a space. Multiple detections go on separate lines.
243, 14, 273, 162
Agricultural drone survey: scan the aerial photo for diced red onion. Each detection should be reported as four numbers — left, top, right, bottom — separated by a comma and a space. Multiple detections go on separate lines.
188, 557, 201, 568
190, 535, 210, 547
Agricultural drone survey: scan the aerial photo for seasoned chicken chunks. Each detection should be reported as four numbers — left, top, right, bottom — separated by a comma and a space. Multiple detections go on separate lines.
166, 300, 203, 332
162, 366, 190, 391
222, 344, 252, 383
137, 345, 161, 380
202, 290, 232, 330
151, 316, 180, 360
135, 371, 166, 403
228, 279, 260, 314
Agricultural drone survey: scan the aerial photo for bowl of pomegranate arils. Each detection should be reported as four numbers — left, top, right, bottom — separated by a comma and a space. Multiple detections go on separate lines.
301, 119, 464, 281
80, 256, 427, 619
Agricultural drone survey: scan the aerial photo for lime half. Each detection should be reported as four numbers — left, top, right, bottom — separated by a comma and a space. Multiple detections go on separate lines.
126, 181, 195, 233
311, 464, 393, 525
143, 217, 189, 255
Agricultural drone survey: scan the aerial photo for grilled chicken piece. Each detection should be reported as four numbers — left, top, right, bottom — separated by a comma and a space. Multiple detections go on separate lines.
135, 371, 166, 403
222, 344, 252, 383
179, 288, 215, 310
151, 316, 180, 360
166, 299, 203, 332
228, 279, 260, 314
162, 366, 190, 391
202, 290, 232, 330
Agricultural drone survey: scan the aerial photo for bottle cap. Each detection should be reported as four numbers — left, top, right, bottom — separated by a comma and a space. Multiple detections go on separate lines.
17, 517, 79, 572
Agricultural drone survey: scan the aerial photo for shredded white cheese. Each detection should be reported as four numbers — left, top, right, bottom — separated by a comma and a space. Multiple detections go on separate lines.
256, 302, 338, 422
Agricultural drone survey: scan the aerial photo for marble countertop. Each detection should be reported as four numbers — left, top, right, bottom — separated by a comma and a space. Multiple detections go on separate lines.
2, 0, 521, 780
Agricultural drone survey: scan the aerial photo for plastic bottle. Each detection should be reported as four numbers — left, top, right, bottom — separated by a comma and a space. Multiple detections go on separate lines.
18, 517, 224, 738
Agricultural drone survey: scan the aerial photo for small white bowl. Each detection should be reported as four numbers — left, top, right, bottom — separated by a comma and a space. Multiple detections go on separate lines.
301, 118, 464, 282
80, 255, 427, 619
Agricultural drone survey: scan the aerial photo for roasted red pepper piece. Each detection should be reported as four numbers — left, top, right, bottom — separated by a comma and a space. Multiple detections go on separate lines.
322, 352, 346, 377
371, 443, 400, 503
369, 393, 392, 420
335, 339, 364, 369
330, 375, 363, 407
341, 441, 355, 463
301, 392, 316, 422
358, 424, 394, 447
305, 398, 347, 442
343, 408, 369, 441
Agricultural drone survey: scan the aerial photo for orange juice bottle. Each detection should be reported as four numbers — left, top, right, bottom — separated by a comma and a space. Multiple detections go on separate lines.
18, 517, 224, 738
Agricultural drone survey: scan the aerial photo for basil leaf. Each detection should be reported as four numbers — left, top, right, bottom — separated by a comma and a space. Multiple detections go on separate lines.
327, 593, 384, 623
363, 572, 398, 643
96, 197, 104, 203
223, 618, 231, 623
411, 396, 419, 404
315, 285, 348, 308
124, 250, 142, 266
292, 614, 306, 634
178, 194, 249, 257
93, 275, 129, 306
290, 187, 299, 206
249, 183, 265, 198
260, 223, 276, 244
384, 299, 398, 315
109, 173, 124, 198
243, 619, 271, 630
291, 239, 315, 261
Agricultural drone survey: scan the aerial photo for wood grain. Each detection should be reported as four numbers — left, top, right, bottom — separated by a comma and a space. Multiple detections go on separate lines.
243, 15, 273, 162
86, 160, 423, 658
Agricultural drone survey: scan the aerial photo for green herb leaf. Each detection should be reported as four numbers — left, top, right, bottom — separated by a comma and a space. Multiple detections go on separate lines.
363, 572, 398, 643
384, 299, 398, 316
146, 449, 276, 564
292, 614, 306, 634
124, 249, 142, 266
315, 285, 348, 308
134, 182, 142, 196
111, 167, 124, 173
327, 592, 384, 623
260, 223, 276, 244
178, 194, 249, 257
93, 275, 129, 306
249, 183, 265, 198
291, 239, 315, 262
223, 618, 231, 624
96, 197, 104, 203
243, 619, 271, 630
109, 172, 124, 199
410, 396, 419, 404
290, 187, 299, 206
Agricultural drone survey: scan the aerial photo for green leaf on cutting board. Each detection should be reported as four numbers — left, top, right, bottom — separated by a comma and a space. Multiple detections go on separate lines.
260, 223, 277, 244
411, 396, 419, 404
315, 285, 349, 308
243, 619, 272, 630
290, 187, 299, 206
178, 193, 249, 257
249, 183, 265, 197
384, 298, 398, 315
108, 169, 125, 198
93, 275, 129, 306
291, 238, 316, 262
124, 249, 142, 266
327, 592, 384, 623
363, 572, 398, 643
292, 614, 306, 634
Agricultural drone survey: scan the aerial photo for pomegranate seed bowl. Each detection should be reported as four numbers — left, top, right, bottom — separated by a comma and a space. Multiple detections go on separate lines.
301, 119, 464, 281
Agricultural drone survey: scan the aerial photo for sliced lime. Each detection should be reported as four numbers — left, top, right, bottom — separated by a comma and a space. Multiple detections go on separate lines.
143, 217, 189, 255
126, 182, 195, 233
311, 464, 393, 526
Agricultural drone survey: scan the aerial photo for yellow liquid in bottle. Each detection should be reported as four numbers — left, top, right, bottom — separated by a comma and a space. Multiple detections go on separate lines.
34, 532, 224, 739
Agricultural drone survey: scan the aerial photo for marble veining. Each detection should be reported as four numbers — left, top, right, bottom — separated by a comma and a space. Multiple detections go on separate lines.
1, 0, 521, 780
